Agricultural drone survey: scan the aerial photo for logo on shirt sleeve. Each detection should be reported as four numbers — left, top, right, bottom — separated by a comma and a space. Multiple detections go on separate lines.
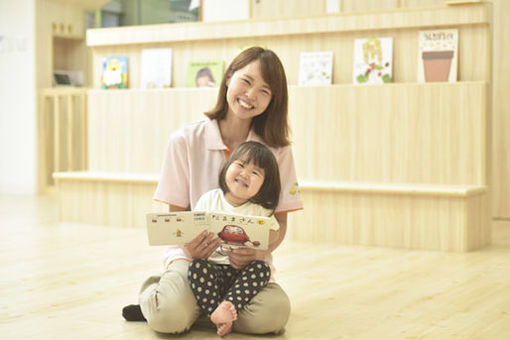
289, 182, 300, 195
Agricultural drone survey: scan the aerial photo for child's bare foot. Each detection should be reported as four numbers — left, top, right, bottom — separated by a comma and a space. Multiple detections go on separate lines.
211, 301, 237, 336
216, 322, 232, 337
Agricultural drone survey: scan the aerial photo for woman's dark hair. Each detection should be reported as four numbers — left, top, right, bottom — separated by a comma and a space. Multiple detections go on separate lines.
219, 141, 280, 213
205, 46, 290, 148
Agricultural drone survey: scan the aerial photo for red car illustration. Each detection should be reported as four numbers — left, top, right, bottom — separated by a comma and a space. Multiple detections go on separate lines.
218, 225, 260, 247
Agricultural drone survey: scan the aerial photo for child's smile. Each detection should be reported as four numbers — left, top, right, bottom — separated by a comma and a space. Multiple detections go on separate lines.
224, 159, 265, 206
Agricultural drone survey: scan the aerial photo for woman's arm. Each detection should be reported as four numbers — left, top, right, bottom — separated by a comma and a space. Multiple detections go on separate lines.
268, 212, 287, 252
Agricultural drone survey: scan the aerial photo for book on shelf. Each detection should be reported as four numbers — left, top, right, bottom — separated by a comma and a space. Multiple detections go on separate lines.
101, 56, 128, 89
140, 47, 172, 89
353, 37, 393, 84
297, 51, 334, 86
146, 211, 272, 250
186, 61, 224, 87
417, 29, 458, 82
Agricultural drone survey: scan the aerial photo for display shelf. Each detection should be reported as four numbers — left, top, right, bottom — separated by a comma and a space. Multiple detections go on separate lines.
85, 82, 488, 186
52, 1, 492, 251
288, 183, 488, 251
53, 170, 488, 251
87, 3, 489, 46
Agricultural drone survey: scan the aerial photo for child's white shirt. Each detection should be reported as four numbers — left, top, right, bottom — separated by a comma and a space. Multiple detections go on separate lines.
162, 189, 279, 280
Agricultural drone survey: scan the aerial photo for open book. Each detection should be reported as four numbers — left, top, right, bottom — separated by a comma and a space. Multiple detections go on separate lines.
146, 211, 272, 250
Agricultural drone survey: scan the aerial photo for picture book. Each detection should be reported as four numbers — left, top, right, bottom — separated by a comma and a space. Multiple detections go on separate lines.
186, 61, 224, 88
417, 29, 458, 82
140, 48, 172, 89
298, 51, 334, 86
101, 56, 128, 89
146, 211, 272, 250
353, 37, 393, 84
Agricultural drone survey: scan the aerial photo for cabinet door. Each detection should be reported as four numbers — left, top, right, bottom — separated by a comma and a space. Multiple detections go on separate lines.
44, 0, 65, 37
64, 3, 85, 38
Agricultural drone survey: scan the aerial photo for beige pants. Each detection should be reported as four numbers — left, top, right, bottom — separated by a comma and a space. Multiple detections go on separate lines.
139, 260, 290, 334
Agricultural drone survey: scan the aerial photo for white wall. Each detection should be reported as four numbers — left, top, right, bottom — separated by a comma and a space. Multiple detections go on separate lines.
202, 0, 250, 22
0, 0, 37, 194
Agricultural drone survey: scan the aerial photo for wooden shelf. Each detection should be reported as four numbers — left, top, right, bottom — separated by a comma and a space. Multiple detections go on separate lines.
299, 180, 487, 197
53, 171, 159, 184
54, 0, 109, 10
87, 3, 490, 46
55, 1, 493, 251
39, 87, 89, 96
87, 80, 487, 93
53, 171, 487, 197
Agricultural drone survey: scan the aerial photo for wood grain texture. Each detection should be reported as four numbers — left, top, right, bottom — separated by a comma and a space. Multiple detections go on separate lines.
1, 193, 508, 339
50, 1, 494, 252
53, 173, 489, 251
287, 186, 490, 251
87, 3, 490, 47
290, 82, 488, 185
89, 27, 490, 89
87, 88, 216, 173
38, 89, 89, 191
490, 0, 510, 218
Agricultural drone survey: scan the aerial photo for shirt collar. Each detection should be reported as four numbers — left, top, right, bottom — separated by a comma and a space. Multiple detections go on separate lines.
204, 118, 264, 150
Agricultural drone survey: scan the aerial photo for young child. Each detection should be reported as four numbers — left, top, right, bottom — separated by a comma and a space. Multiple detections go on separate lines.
187, 141, 281, 337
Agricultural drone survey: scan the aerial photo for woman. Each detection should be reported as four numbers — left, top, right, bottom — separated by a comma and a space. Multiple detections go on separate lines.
123, 47, 303, 335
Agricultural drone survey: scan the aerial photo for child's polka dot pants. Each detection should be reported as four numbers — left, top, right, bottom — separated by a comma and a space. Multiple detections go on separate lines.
188, 259, 270, 315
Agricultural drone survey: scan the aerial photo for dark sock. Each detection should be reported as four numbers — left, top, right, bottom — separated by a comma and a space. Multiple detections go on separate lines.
122, 304, 146, 321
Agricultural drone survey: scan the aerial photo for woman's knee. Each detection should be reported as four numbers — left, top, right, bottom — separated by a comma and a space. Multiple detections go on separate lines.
139, 262, 200, 333
145, 294, 197, 334
234, 283, 291, 334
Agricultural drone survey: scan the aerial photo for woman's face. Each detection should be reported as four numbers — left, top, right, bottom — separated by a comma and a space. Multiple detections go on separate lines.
225, 60, 272, 121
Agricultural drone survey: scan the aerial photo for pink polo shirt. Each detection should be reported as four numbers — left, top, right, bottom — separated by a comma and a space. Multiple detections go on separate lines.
154, 118, 303, 213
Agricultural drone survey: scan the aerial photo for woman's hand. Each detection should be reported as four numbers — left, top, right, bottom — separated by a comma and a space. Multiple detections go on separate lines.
227, 248, 267, 269
184, 231, 221, 259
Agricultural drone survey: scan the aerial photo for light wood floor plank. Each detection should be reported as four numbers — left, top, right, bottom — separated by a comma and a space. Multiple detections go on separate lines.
1, 193, 509, 339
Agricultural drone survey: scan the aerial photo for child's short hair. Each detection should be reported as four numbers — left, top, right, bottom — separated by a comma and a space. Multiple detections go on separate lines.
219, 141, 280, 213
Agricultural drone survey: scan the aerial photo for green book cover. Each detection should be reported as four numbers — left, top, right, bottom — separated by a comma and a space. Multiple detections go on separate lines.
186, 61, 224, 87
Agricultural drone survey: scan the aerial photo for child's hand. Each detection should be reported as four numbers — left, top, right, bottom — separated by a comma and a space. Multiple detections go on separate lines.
227, 248, 266, 269
184, 231, 221, 259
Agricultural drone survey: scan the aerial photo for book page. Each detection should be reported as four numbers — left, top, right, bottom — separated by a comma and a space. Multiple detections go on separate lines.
146, 211, 271, 250
140, 48, 172, 88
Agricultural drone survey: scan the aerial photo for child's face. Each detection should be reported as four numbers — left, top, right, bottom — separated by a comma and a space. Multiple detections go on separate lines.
196, 75, 214, 87
224, 158, 265, 205
225, 60, 272, 121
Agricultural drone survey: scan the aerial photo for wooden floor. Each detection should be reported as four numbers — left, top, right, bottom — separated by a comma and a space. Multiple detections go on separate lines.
1, 193, 510, 339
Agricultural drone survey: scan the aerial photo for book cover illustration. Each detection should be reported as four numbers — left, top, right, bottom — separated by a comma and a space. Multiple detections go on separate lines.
417, 29, 458, 82
140, 48, 172, 89
186, 61, 224, 87
101, 56, 128, 89
146, 211, 271, 250
298, 51, 334, 86
353, 37, 393, 84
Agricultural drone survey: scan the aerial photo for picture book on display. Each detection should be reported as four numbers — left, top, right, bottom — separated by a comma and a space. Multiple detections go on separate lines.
101, 56, 128, 89
298, 51, 334, 86
140, 48, 172, 88
146, 211, 272, 250
417, 29, 458, 82
186, 61, 224, 88
353, 37, 393, 84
